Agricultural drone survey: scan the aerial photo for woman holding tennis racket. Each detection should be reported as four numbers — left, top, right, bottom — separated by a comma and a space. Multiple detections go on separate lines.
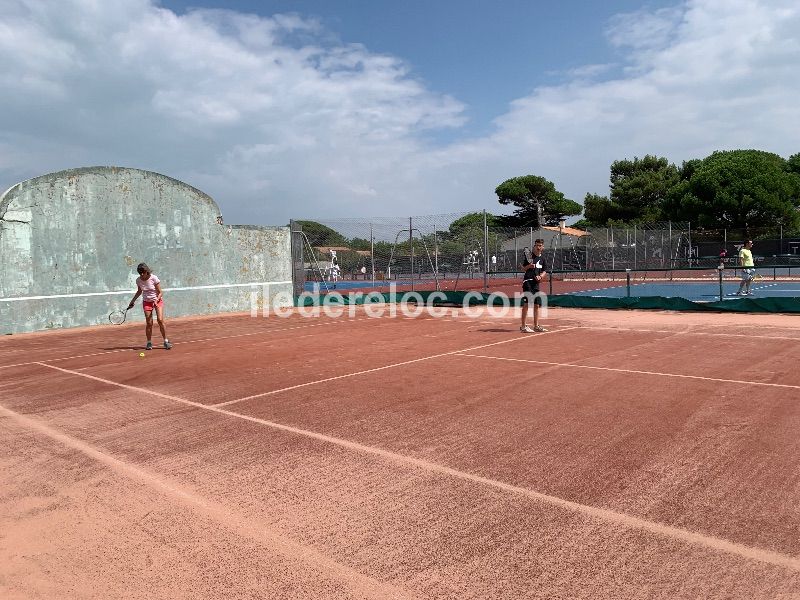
127, 263, 172, 350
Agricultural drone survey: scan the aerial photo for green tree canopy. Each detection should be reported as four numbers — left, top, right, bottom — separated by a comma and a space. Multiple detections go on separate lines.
437, 212, 502, 258
349, 237, 372, 251
664, 150, 800, 231
446, 212, 502, 238
295, 220, 348, 247
581, 193, 614, 226
608, 155, 679, 222
788, 152, 800, 177
495, 175, 581, 227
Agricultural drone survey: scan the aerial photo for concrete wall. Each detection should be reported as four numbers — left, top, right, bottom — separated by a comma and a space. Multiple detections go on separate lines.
0, 167, 292, 334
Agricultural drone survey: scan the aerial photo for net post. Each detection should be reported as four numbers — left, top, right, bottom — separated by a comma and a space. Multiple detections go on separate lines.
626, 269, 631, 297
718, 264, 724, 301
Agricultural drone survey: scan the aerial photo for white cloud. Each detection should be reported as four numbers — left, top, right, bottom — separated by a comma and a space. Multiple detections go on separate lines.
605, 5, 684, 55
1, 0, 799, 226
566, 63, 616, 80
448, 0, 800, 214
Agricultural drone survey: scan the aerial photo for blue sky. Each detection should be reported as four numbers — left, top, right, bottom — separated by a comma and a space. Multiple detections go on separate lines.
2, 0, 799, 225
161, 0, 676, 139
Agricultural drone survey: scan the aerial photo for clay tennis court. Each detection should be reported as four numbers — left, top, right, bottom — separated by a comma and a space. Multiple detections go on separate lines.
2, 306, 800, 599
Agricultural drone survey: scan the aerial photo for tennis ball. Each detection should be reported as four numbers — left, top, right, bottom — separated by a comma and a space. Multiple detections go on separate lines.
139, 352, 145, 357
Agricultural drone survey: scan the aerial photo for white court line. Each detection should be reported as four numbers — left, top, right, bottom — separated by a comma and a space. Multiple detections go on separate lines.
0, 280, 293, 302
213, 327, 579, 408
0, 317, 362, 371
26, 361, 800, 573
455, 353, 800, 390
0, 403, 411, 600
574, 325, 800, 342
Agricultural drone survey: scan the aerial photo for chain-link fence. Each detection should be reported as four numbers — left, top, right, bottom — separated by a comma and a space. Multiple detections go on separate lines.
290, 214, 800, 299
292, 213, 487, 294
291, 212, 558, 295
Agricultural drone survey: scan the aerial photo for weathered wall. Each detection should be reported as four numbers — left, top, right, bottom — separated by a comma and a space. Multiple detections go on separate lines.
0, 167, 292, 334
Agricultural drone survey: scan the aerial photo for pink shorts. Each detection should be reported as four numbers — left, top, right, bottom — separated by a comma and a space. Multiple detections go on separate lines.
142, 298, 164, 312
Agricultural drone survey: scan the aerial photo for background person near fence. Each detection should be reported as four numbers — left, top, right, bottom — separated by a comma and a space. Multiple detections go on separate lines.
737, 240, 756, 296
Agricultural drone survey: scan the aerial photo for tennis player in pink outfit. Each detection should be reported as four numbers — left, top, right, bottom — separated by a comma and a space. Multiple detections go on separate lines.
127, 262, 172, 350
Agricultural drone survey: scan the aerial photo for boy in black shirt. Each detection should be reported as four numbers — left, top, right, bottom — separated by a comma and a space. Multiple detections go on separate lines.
520, 239, 548, 333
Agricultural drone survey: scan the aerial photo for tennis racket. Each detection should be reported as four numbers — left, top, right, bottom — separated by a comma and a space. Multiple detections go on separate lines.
523, 246, 533, 264
522, 247, 535, 278
109, 307, 130, 325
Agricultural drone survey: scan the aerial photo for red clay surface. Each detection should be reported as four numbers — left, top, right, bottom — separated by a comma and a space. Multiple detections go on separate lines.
2, 307, 800, 599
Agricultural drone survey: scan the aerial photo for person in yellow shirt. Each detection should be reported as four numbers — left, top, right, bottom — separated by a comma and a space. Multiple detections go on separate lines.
736, 240, 755, 296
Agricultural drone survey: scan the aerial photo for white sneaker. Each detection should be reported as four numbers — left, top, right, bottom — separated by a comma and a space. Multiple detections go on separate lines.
533, 325, 548, 332
520, 325, 535, 333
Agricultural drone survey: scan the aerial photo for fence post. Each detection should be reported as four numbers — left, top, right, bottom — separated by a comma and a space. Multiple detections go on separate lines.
585, 229, 590, 270
370, 223, 375, 286
433, 218, 439, 280
289, 219, 305, 297
483, 210, 489, 293
409, 216, 414, 292
611, 225, 615, 270
669, 221, 673, 268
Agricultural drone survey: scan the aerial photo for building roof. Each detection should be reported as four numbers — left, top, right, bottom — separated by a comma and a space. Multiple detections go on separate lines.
315, 246, 352, 253
541, 225, 590, 237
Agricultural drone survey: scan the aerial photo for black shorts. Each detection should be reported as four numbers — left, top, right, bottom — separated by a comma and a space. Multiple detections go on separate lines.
521, 280, 542, 305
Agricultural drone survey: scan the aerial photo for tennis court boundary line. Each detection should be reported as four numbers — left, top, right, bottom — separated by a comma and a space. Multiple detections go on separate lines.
25, 361, 800, 573
0, 403, 412, 600
213, 326, 580, 407
455, 353, 800, 390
